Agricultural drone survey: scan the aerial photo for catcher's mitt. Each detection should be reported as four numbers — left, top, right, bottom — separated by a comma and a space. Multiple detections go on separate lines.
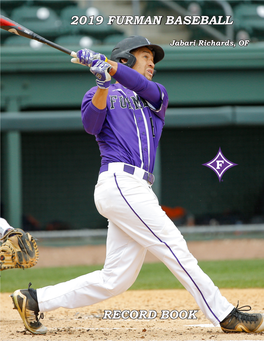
0, 229, 39, 270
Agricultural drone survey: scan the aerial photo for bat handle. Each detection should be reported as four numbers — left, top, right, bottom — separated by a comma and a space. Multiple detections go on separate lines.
70, 51, 87, 66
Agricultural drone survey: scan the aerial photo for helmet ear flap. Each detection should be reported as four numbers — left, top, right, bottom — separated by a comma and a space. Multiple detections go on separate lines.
120, 53, 136, 68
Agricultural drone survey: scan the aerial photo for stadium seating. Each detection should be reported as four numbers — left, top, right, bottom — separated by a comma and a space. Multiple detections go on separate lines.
11, 5, 63, 40
1, 0, 27, 17
3, 34, 45, 50
55, 35, 100, 49
103, 34, 128, 45
32, 0, 76, 15
233, 3, 264, 41
143, 0, 264, 42
0, 9, 8, 16
1, 2, 124, 47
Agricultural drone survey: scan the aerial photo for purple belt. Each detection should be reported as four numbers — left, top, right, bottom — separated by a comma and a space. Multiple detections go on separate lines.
100, 163, 155, 185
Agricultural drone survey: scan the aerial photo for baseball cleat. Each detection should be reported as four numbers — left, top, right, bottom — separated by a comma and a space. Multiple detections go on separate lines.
10, 282, 47, 335
220, 303, 264, 333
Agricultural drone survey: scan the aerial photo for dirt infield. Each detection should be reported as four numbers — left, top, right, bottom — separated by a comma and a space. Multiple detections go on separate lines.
1, 289, 264, 340
1, 239, 264, 340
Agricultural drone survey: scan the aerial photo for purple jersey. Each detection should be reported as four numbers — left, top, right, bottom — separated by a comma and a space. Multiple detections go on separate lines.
81, 63, 169, 173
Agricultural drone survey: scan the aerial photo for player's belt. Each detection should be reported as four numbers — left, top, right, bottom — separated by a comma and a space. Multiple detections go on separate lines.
99, 163, 155, 185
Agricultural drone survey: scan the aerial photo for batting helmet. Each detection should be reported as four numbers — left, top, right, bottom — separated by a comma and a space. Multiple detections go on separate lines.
110, 35, 164, 68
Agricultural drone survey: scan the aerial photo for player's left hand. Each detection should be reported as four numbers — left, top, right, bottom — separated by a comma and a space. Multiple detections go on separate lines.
71, 49, 107, 67
90, 60, 112, 89
0, 229, 39, 270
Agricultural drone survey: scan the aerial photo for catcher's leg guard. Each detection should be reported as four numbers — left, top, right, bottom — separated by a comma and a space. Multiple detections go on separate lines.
220, 303, 264, 333
11, 283, 47, 335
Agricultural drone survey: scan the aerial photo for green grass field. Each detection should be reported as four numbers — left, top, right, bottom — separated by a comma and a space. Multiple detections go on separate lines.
1, 259, 264, 293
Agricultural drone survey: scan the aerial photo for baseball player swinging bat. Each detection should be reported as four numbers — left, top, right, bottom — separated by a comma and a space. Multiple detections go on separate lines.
0, 15, 77, 58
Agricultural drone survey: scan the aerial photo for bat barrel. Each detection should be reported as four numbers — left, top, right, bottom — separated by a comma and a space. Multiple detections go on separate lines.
0, 14, 75, 56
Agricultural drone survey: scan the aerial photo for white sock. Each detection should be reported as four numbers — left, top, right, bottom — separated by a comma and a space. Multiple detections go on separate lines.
0, 218, 14, 238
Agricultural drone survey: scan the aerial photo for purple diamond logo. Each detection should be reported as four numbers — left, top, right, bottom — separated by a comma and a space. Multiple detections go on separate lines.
202, 147, 238, 182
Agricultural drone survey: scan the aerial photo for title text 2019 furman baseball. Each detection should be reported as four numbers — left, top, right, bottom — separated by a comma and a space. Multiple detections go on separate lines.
71, 15, 234, 26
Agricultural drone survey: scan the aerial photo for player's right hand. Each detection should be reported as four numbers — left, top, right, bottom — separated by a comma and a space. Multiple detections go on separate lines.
71, 49, 107, 67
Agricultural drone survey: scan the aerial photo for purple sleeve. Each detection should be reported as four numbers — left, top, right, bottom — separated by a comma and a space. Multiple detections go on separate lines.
81, 87, 107, 135
113, 63, 167, 111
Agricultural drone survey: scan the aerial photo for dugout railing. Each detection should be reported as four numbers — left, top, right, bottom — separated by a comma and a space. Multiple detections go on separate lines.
30, 224, 264, 246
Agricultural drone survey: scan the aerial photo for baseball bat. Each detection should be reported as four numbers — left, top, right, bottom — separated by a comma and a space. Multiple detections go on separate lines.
0, 15, 77, 58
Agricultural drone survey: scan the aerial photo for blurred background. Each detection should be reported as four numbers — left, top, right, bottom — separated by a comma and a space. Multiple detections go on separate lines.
1, 1, 264, 243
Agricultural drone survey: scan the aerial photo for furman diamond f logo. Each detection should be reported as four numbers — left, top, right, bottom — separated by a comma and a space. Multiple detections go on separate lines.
202, 148, 237, 182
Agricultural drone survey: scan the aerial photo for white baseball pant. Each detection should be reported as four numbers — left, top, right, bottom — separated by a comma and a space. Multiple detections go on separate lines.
37, 163, 234, 326
0, 218, 14, 238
